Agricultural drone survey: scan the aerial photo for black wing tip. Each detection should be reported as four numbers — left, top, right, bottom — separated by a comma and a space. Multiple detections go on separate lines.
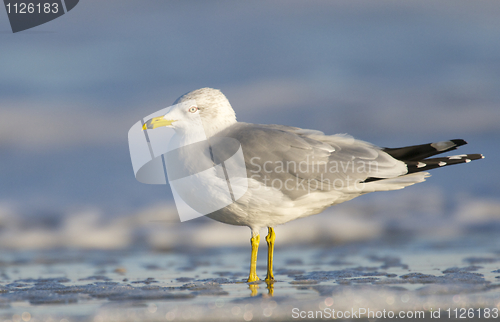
363, 177, 382, 183
383, 139, 470, 162
406, 153, 484, 174
450, 139, 467, 147
466, 153, 484, 161
364, 153, 483, 182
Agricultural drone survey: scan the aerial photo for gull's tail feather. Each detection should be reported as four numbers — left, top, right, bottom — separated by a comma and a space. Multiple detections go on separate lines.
382, 138, 483, 173
363, 139, 483, 183
405, 153, 484, 174
382, 139, 467, 161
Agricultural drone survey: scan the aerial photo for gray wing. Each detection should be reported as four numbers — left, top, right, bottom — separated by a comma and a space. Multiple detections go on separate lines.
214, 123, 408, 200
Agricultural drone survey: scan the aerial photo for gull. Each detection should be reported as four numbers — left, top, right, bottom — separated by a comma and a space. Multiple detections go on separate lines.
143, 87, 483, 284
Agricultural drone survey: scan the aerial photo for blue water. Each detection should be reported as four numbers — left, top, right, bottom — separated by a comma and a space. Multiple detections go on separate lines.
1, 1, 499, 219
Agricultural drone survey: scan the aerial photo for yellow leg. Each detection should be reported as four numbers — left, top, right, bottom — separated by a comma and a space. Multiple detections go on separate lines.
265, 227, 276, 283
247, 233, 260, 283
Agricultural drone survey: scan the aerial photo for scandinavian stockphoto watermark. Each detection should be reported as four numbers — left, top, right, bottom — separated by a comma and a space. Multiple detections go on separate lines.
128, 101, 381, 222
248, 156, 378, 193
3, 0, 79, 33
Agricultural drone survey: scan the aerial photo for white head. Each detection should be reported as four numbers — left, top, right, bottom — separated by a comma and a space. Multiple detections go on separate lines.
143, 88, 237, 138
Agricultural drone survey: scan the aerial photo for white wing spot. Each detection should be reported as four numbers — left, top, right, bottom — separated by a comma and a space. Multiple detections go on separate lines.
431, 140, 455, 152
438, 161, 447, 166
417, 162, 426, 168
465, 159, 471, 163
448, 154, 466, 160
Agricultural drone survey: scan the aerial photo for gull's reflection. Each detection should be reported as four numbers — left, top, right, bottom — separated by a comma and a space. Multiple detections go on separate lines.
248, 280, 274, 297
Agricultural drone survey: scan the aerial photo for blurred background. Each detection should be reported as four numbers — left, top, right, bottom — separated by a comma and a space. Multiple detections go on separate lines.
1, 0, 499, 250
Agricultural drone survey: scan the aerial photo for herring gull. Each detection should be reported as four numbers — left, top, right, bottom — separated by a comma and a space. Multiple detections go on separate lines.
142, 87, 483, 285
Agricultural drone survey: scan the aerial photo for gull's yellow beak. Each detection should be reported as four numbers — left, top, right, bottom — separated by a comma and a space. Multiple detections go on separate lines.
142, 116, 176, 130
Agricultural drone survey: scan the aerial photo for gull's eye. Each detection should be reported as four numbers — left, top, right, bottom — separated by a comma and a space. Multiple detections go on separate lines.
188, 106, 198, 113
